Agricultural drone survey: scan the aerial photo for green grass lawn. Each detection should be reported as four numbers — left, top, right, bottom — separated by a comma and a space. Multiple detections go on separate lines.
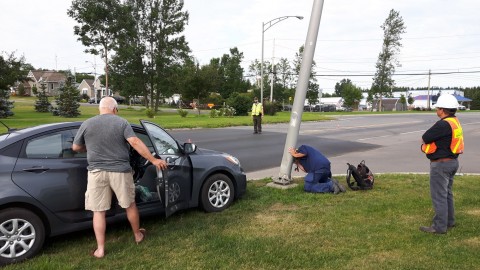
4, 174, 480, 270
0, 97, 334, 133
3, 97, 479, 269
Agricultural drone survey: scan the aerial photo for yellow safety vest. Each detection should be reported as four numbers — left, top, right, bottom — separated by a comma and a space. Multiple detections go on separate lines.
251, 103, 263, 116
421, 117, 464, 155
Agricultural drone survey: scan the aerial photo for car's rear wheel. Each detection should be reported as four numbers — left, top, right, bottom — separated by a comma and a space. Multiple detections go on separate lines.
200, 174, 235, 212
0, 208, 45, 266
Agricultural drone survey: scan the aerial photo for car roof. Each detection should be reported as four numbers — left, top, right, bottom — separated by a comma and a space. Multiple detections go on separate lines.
0, 121, 146, 148
0, 122, 83, 148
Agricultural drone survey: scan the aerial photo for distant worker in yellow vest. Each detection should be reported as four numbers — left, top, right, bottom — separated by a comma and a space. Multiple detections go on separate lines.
420, 94, 464, 234
251, 97, 264, 134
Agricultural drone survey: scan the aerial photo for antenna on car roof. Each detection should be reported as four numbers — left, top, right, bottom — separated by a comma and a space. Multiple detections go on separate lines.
0, 121, 16, 132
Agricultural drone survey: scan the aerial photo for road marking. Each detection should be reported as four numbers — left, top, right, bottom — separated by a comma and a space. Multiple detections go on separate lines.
301, 120, 423, 134
357, 130, 426, 141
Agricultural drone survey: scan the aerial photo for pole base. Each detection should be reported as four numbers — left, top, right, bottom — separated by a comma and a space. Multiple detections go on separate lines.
272, 175, 293, 185
267, 181, 298, 190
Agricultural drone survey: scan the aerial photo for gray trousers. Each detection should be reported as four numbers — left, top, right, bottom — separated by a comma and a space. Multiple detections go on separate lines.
253, 115, 262, 133
429, 159, 458, 232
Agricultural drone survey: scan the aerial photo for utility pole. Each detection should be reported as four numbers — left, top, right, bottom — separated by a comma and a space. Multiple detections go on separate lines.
427, 69, 431, 110
270, 39, 275, 102
275, 0, 325, 185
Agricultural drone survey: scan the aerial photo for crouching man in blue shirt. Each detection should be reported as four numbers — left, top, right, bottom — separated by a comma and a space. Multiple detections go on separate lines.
288, 145, 345, 194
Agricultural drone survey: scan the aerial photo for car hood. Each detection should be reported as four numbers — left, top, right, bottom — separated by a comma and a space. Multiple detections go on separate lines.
195, 147, 226, 156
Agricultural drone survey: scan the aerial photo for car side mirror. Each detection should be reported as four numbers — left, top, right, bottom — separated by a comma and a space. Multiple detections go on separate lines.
183, 142, 197, 154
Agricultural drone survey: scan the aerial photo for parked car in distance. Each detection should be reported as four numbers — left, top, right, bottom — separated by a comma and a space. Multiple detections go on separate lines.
0, 120, 246, 266
88, 97, 100, 104
282, 105, 292, 111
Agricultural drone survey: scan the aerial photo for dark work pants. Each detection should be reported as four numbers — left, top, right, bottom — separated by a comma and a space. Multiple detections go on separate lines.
253, 115, 262, 133
429, 159, 458, 232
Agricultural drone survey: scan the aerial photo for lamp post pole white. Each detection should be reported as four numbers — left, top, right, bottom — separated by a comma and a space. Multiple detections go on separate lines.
261, 15, 303, 104
85, 58, 97, 103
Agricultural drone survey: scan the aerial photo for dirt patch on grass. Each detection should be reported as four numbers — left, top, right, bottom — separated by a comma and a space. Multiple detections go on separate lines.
464, 209, 480, 216
269, 202, 300, 211
460, 237, 480, 248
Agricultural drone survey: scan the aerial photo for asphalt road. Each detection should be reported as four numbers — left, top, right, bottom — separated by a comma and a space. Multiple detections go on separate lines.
169, 112, 480, 179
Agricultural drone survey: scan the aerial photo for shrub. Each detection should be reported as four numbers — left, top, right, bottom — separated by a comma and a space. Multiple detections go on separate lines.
263, 101, 280, 116
226, 93, 251, 116
177, 108, 188, 118
210, 109, 219, 118
219, 105, 236, 117
145, 108, 155, 118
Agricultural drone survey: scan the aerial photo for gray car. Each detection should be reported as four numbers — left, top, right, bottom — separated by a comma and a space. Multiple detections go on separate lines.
0, 120, 246, 266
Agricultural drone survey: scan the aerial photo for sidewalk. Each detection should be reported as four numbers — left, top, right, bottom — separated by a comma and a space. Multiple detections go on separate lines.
246, 166, 307, 181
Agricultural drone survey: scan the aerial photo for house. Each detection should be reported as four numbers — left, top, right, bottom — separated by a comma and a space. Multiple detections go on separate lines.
25, 70, 67, 96
77, 77, 102, 99
413, 94, 472, 110
371, 98, 405, 111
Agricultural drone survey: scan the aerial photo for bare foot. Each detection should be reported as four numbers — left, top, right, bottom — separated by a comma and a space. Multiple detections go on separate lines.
90, 249, 104, 259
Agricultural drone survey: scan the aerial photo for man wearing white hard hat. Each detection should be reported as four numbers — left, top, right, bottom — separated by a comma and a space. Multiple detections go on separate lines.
420, 94, 464, 234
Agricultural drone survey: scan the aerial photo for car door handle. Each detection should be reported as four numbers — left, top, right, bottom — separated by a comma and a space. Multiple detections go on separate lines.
22, 166, 49, 173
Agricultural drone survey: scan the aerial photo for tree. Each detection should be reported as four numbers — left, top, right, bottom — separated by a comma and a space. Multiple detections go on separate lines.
341, 81, 363, 109
34, 82, 51, 112
68, 0, 122, 93
226, 92, 251, 116
293, 46, 319, 108
55, 77, 81, 117
182, 60, 219, 107
277, 58, 293, 90
219, 47, 249, 98
0, 52, 30, 118
370, 9, 406, 111
114, 0, 189, 111
464, 87, 480, 110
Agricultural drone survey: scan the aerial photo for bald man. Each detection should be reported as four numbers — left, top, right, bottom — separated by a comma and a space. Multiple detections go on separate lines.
73, 97, 167, 258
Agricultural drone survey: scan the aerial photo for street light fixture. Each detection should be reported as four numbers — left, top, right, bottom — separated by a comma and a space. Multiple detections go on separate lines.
261, 15, 303, 104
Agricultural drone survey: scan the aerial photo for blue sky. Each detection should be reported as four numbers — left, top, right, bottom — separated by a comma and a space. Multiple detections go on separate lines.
1, 0, 479, 93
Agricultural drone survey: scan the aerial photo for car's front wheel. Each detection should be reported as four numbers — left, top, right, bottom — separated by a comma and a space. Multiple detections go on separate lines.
0, 208, 45, 266
200, 174, 235, 212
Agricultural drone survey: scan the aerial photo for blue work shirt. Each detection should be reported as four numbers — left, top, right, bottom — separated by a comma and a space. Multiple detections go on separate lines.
297, 145, 332, 183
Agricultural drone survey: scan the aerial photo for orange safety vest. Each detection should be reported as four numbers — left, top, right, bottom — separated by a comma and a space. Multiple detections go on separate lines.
421, 117, 464, 155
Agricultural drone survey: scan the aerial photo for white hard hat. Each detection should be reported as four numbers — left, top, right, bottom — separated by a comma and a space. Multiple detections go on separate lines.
435, 94, 459, 109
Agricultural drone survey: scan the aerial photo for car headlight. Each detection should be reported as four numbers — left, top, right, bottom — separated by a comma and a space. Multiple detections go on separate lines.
223, 154, 240, 167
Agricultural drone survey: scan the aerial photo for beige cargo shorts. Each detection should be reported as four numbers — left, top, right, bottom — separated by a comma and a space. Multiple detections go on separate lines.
85, 169, 135, 211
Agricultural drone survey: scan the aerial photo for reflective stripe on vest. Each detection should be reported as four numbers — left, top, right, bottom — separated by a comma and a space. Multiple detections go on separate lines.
421, 117, 464, 154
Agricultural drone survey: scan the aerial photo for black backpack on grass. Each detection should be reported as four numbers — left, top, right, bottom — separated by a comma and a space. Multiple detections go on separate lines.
346, 160, 374, 190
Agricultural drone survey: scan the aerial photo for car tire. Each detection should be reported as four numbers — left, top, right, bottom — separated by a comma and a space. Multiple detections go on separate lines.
0, 208, 45, 266
200, 174, 235, 213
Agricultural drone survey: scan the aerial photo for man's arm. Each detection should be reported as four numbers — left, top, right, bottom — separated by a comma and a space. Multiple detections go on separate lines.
72, 143, 86, 153
288, 147, 306, 158
127, 136, 167, 170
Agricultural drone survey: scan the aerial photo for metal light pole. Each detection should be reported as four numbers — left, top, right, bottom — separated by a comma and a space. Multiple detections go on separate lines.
261, 15, 303, 104
276, 0, 325, 185
86, 58, 97, 103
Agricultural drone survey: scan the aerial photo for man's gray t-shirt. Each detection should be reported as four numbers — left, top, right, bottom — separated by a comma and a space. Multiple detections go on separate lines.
73, 114, 136, 172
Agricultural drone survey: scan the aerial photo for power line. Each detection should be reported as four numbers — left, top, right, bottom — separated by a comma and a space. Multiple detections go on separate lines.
312, 70, 480, 77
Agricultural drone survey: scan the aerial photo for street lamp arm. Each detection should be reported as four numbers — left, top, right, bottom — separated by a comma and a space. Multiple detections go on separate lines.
263, 16, 303, 32
260, 15, 303, 104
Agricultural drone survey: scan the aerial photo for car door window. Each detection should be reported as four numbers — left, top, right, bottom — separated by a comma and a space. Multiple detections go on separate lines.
24, 130, 86, 159
141, 122, 179, 155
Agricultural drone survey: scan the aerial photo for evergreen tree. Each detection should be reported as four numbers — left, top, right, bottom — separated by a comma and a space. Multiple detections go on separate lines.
370, 9, 406, 111
0, 52, 29, 118
55, 77, 81, 117
0, 88, 14, 118
34, 82, 51, 112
